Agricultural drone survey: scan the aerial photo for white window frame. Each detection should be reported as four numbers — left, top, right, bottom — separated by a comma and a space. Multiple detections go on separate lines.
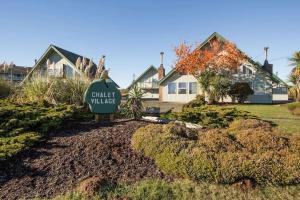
189, 82, 197, 94
178, 82, 187, 94
168, 82, 177, 94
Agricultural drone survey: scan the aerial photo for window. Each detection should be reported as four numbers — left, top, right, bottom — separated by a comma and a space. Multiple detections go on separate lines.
189, 82, 197, 94
242, 65, 247, 74
168, 82, 177, 94
282, 87, 287, 92
242, 65, 253, 75
63, 64, 73, 78
178, 82, 187, 94
254, 81, 265, 95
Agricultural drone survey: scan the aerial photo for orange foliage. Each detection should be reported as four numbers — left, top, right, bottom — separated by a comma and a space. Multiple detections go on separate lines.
175, 39, 247, 76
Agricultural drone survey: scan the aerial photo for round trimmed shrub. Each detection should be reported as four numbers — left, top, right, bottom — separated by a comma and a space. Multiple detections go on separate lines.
132, 120, 300, 185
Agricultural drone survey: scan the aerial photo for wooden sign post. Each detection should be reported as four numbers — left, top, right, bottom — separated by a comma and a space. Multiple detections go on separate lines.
84, 78, 121, 123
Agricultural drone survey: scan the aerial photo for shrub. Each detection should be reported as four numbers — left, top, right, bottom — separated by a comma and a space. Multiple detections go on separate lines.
21, 77, 90, 105
287, 102, 300, 116
228, 118, 272, 132
182, 95, 206, 110
229, 82, 254, 103
53, 178, 300, 200
198, 71, 232, 104
0, 99, 83, 160
132, 120, 300, 185
166, 105, 249, 128
0, 79, 14, 98
125, 85, 144, 119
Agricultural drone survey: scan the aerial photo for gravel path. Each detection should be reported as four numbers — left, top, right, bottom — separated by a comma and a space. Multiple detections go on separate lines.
0, 121, 165, 199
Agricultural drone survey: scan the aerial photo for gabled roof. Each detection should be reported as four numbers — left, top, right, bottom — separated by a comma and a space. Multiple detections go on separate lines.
52, 45, 93, 67
158, 68, 176, 85
159, 32, 288, 86
22, 45, 119, 87
127, 65, 157, 89
22, 44, 85, 83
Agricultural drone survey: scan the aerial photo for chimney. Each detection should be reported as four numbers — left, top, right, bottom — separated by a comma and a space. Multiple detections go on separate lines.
264, 47, 269, 61
35, 59, 37, 64
263, 47, 273, 74
158, 52, 165, 80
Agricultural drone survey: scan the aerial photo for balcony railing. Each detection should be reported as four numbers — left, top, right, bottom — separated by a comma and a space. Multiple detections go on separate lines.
138, 81, 159, 89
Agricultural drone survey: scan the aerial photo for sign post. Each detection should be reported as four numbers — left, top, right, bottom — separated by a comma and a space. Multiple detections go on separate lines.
84, 78, 121, 123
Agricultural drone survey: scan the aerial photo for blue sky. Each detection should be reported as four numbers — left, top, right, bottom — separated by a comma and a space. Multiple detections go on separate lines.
1, 0, 300, 87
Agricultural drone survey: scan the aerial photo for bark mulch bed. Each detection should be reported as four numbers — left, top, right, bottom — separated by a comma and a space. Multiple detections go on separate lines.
0, 120, 166, 199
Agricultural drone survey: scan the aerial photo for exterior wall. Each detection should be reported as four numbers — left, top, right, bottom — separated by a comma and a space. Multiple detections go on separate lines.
136, 69, 159, 89
143, 89, 159, 99
33, 51, 79, 78
0, 72, 27, 82
233, 64, 274, 103
159, 62, 288, 104
272, 94, 289, 101
160, 72, 201, 103
133, 68, 159, 99
272, 85, 289, 102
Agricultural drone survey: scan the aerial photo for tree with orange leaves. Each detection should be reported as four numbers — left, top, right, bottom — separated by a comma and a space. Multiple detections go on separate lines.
174, 39, 247, 103
175, 39, 247, 75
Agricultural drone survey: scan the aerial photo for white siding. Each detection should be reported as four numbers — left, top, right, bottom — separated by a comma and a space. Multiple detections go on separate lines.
132, 68, 159, 99
143, 92, 159, 99
273, 94, 288, 101
35, 51, 80, 78
161, 73, 201, 103
136, 70, 159, 89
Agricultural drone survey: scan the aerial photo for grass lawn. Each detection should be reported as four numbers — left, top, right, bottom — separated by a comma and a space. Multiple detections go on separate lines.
231, 104, 300, 134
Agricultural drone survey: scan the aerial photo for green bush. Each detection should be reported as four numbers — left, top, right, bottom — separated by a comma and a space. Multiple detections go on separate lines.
50, 178, 300, 200
229, 82, 254, 103
182, 95, 206, 110
132, 120, 300, 185
287, 102, 300, 116
165, 105, 250, 128
0, 79, 14, 98
21, 77, 90, 105
0, 99, 83, 160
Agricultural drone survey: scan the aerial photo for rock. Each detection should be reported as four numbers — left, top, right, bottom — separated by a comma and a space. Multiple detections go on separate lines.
142, 116, 159, 122
185, 122, 202, 129
76, 176, 107, 197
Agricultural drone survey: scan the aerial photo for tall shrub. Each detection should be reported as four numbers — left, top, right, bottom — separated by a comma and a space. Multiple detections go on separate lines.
229, 82, 254, 103
22, 77, 90, 105
0, 79, 13, 98
125, 85, 144, 119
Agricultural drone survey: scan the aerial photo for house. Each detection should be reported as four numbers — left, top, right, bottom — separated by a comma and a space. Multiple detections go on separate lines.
0, 64, 31, 83
127, 52, 165, 100
129, 32, 289, 104
22, 44, 119, 87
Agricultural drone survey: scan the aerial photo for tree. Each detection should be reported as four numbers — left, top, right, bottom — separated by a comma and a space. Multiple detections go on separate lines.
211, 74, 232, 102
229, 82, 254, 103
174, 38, 247, 104
198, 71, 231, 104
175, 39, 247, 76
288, 51, 300, 101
